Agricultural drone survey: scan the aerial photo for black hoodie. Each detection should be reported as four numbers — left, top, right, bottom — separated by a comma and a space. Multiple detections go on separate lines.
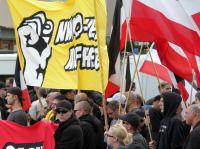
157, 92, 186, 149
79, 114, 105, 149
54, 115, 83, 149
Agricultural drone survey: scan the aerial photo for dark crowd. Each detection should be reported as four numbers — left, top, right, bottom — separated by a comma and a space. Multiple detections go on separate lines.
0, 78, 200, 149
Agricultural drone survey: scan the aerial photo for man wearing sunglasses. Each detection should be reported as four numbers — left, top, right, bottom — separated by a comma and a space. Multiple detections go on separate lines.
54, 100, 83, 149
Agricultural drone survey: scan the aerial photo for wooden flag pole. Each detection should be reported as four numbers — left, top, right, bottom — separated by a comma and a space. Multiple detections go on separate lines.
146, 44, 162, 89
123, 43, 143, 114
119, 23, 129, 115
190, 69, 195, 105
125, 20, 153, 141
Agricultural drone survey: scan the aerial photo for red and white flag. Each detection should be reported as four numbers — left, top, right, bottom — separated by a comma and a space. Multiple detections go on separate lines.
14, 57, 31, 111
140, 49, 189, 101
180, 0, 200, 31
140, 49, 172, 84
156, 41, 193, 82
129, 0, 200, 56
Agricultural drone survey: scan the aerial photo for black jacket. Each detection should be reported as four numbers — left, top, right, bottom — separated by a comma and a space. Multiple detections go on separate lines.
157, 92, 186, 149
79, 114, 105, 149
125, 131, 148, 149
0, 97, 9, 120
54, 116, 83, 149
149, 108, 163, 140
183, 121, 200, 149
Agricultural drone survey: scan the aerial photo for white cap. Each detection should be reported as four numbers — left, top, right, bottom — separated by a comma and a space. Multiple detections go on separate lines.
107, 92, 126, 104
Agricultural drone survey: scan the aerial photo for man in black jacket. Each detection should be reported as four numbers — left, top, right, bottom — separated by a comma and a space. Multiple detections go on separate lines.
54, 100, 83, 149
74, 100, 105, 149
156, 92, 187, 149
183, 104, 200, 149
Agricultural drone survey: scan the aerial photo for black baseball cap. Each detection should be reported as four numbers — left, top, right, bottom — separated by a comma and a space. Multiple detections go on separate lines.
120, 112, 140, 129
56, 100, 72, 111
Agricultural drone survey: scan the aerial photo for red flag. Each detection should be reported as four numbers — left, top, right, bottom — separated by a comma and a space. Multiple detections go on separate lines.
140, 49, 172, 84
14, 57, 31, 111
140, 49, 189, 101
0, 120, 57, 148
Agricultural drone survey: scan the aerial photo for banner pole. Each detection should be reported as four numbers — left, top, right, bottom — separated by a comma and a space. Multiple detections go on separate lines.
123, 9, 153, 140
190, 69, 195, 105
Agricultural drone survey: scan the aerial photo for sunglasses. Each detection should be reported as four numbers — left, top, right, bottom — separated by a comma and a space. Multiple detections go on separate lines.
56, 109, 69, 114
105, 133, 114, 138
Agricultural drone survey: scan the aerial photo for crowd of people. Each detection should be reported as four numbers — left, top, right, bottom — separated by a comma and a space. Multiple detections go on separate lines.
0, 78, 200, 149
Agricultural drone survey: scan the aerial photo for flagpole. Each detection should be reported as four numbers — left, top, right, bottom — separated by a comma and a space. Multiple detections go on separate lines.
119, 25, 129, 115
34, 87, 45, 116
125, 17, 153, 141
146, 43, 162, 89
190, 69, 195, 105
123, 43, 143, 114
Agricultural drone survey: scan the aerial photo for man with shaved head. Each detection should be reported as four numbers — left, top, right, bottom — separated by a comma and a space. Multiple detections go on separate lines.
74, 101, 105, 149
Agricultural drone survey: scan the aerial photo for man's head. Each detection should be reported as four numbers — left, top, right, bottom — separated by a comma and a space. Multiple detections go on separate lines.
74, 101, 92, 119
55, 100, 73, 122
158, 82, 172, 94
120, 112, 140, 133
60, 89, 76, 100
6, 87, 23, 107
46, 92, 60, 108
0, 82, 6, 98
185, 104, 200, 127
126, 92, 143, 112
153, 95, 161, 109
195, 92, 200, 105
38, 87, 47, 98
160, 92, 182, 117
107, 101, 119, 120
51, 95, 68, 111
5, 77, 14, 90
74, 92, 89, 104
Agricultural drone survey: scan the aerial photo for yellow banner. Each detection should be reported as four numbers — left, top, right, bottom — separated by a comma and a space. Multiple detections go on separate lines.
8, 0, 108, 93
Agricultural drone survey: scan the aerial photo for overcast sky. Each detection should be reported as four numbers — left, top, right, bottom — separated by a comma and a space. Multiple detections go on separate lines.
0, 0, 116, 35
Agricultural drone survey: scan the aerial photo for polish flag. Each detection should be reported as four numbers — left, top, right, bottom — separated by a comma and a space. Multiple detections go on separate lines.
127, 0, 200, 56
140, 49, 189, 101
156, 41, 193, 82
140, 49, 172, 84
180, 0, 200, 31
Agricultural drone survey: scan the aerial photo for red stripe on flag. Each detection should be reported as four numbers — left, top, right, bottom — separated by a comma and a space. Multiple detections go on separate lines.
131, 1, 200, 56
22, 88, 31, 111
140, 60, 172, 84
192, 12, 200, 30
177, 81, 189, 102
156, 42, 193, 81
105, 81, 120, 98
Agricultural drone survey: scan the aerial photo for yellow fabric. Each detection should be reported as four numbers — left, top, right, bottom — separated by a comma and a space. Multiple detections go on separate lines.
8, 0, 108, 93
44, 110, 54, 121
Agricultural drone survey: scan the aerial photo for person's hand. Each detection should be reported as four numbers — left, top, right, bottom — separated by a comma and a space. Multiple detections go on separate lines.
149, 140, 157, 149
